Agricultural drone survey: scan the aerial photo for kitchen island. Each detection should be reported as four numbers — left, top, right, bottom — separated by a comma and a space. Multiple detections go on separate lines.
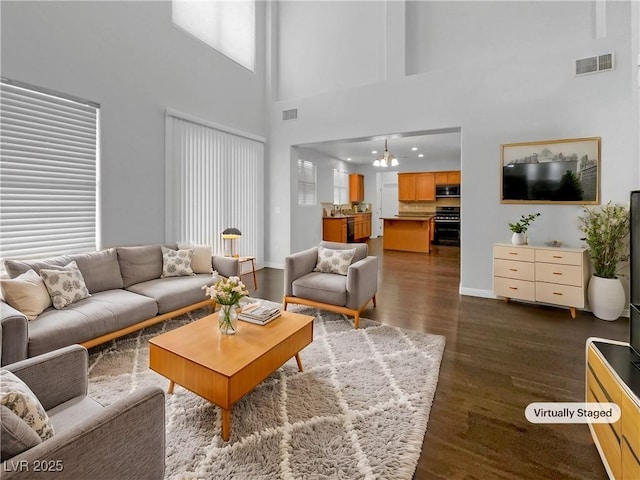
381, 216, 434, 253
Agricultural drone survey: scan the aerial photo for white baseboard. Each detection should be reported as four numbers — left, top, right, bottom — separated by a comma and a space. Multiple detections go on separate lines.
263, 261, 284, 270
459, 286, 497, 299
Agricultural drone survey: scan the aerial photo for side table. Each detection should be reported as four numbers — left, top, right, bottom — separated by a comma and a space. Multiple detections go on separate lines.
238, 256, 257, 290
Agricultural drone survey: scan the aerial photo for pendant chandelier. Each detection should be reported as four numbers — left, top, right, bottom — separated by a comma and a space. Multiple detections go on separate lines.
372, 140, 399, 167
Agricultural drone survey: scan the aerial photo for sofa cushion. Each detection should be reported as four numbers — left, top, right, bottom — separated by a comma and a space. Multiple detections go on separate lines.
40, 261, 91, 309
0, 370, 55, 441
27, 290, 158, 358
292, 272, 347, 307
161, 246, 195, 278
4, 255, 72, 279
127, 274, 215, 314
313, 246, 356, 276
319, 241, 368, 264
68, 249, 123, 294
1, 269, 52, 320
47, 396, 104, 435
0, 404, 42, 461
116, 245, 166, 288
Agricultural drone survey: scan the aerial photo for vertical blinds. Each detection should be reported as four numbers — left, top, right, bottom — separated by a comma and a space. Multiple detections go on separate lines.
0, 79, 99, 260
165, 112, 264, 266
297, 159, 316, 205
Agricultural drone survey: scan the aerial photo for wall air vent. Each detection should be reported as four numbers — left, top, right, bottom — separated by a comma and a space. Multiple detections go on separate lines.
575, 53, 615, 76
282, 108, 298, 121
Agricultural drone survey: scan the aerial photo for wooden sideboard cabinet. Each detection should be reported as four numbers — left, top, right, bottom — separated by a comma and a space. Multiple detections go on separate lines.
586, 339, 640, 479
493, 243, 589, 318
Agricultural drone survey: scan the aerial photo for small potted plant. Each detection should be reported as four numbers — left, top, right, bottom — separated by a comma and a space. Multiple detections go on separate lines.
579, 202, 630, 321
508, 213, 541, 245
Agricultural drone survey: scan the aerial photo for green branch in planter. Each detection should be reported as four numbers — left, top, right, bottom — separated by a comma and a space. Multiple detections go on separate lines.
579, 202, 630, 279
508, 213, 541, 233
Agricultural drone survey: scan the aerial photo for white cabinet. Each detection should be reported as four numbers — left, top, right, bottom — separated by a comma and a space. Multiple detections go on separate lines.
493, 243, 589, 318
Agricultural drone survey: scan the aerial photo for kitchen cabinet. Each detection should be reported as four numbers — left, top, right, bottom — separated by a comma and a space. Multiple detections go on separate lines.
435, 170, 461, 185
353, 213, 372, 240
398, 173, 435, 202
322, 218, 347, 243
349, 174, 365, 203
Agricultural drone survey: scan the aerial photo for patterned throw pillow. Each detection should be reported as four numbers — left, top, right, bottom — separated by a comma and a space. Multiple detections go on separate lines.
161, 246, 195, 278
0, 370, 55, 442
39, 261, 90, 309
313, 246, 356, 276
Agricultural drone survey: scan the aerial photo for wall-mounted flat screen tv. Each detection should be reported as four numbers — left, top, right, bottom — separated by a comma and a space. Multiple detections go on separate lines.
501, 137, 600, 204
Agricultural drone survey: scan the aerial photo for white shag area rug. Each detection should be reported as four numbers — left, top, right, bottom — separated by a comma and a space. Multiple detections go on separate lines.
87, 302, 445, 480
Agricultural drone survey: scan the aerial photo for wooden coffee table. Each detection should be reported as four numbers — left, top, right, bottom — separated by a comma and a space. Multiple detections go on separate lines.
148, 309, 314, 441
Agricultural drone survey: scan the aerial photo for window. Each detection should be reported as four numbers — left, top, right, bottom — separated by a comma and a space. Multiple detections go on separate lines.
0, 79, 99, 260
165, 110, 264, 261
297, 159, 316, 206
172, 0, 255, 72
333, 169, 349, 205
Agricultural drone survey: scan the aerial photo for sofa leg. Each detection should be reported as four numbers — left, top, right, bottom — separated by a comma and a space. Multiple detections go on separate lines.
354, 312, 360, 329
372, 295, 377, 307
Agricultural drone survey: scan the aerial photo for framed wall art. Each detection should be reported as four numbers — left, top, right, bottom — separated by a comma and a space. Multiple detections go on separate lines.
500, 137, 600, 204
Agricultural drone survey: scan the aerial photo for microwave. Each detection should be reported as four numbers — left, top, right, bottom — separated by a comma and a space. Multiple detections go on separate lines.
436, 184, 460, 198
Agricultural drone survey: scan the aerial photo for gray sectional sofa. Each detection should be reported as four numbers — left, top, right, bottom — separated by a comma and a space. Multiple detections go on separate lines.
0, 244, 239, 366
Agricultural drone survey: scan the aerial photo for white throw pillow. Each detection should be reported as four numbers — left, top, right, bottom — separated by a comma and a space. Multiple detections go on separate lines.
39, 261, 90, 309
181, 245, 212, 274
313, 246, 356, 276
1, 270, 52, 320
161, 246, 195, 278
0, 370, 55, 441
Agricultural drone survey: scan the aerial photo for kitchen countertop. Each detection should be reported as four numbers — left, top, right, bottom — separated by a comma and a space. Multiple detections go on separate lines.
323, 213, 372, 218
381, 215, 434, 221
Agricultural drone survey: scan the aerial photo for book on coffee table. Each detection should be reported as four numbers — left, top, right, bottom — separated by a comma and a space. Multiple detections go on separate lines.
239, 303, 281, 325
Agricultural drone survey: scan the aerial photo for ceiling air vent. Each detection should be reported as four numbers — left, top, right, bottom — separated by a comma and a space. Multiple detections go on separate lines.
575, 53, 615, 76
282, 108, 298, 121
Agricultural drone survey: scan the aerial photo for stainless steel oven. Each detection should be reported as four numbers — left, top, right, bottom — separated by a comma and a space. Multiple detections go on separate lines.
433, 206, 460, 245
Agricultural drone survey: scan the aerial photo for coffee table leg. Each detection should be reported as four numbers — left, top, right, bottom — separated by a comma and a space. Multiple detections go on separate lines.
168, 380, 175, 394
222, 408, 231, 441
295, 353, 304, 372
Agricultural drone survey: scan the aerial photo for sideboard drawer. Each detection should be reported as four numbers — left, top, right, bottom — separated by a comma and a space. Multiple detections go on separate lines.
588, 346, 622, 406
535, 249, 583, 266
622, 390, 640, 463
494, 276, 535, 301
494, 245, 535, 262
536, 282, 584, 308
494, 259, 535, 281
535, 263, 583, 287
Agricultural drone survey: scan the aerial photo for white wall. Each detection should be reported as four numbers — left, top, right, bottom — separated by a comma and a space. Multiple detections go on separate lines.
267, 1, 640, 297
276, 1, 386, 100
1, 0, 266, 248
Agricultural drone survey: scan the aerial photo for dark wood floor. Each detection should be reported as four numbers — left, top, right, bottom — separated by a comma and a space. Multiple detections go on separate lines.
246, 238, 629, 479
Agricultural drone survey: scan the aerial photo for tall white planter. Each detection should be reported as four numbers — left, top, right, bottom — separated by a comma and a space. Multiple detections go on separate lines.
587, 275, 625, 321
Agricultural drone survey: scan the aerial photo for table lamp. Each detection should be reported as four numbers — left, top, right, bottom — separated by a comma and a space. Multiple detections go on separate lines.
221, 227, 241, 258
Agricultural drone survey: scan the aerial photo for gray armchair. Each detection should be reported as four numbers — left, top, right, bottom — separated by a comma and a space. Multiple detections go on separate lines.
1, 345, 165, 479
283, 241, 378, 329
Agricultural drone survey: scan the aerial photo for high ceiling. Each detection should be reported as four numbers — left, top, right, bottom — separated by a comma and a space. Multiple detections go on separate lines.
297, 127, 461, 165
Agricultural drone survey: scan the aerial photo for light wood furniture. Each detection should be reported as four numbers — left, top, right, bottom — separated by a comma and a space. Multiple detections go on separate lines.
435, 170, 461, 185
398, 173, 435, 201
349, 173, 365, 202
586, 338, 640, 479
353, 213, 372, 240
322, 217, 347, 242
238, 256, 257, 289
382, 216, 432, 253
149, 310, 314, 441
493, 243, 589, 318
